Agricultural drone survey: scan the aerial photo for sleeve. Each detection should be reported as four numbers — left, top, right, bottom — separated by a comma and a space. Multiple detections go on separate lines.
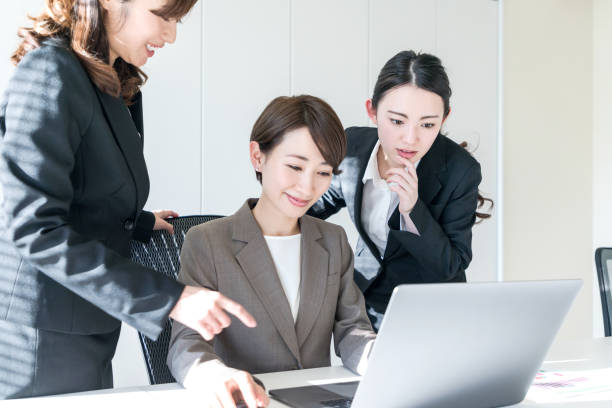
333, 228, 377, 375
0, 48, 183, 339
307, 173, 346, 219
133, 210, 155, 243
167, 228, 238, 387
388, 162, 482, 282
127, 91, 155, 243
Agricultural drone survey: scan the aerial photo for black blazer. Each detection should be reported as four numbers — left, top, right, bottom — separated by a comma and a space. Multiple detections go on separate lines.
309, 126, 482, 314
0, 39, 182, 338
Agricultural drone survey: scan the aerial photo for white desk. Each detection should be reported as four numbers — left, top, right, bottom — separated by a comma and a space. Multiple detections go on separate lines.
5, 337, 612, 408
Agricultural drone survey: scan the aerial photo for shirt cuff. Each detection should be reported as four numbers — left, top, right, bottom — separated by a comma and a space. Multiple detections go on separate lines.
400, 212, 420, 236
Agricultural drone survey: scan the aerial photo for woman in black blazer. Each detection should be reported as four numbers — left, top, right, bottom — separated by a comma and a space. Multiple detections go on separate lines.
309, 51, 492, 329
0, 0, 254, 399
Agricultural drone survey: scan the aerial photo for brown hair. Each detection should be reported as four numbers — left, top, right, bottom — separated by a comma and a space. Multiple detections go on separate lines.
11, 0, 197, 102
458, 141, 494, 222
250, 95, 347, 183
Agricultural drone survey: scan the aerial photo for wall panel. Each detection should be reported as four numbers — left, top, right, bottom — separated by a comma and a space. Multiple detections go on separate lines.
202, 0, 291, 215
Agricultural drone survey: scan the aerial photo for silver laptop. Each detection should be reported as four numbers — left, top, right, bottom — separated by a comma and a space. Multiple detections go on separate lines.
269, 280, 582, 408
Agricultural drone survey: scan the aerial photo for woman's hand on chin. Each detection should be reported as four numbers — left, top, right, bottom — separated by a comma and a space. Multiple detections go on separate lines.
385, 156, 419, 215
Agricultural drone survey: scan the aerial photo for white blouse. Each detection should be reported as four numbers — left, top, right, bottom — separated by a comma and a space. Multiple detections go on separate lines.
361, 141, 420, 257
264, 233, 302, 322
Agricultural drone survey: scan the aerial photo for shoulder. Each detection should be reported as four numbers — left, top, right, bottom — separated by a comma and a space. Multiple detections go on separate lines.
16, 41, 91, 88
345, 126, 378, 158
7, 41, 95, 125
184, 216, 232, 244
302, 215, 349, 246
438, 135, 481, 177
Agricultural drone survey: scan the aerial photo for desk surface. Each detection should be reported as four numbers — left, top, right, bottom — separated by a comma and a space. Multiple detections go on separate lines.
5, 337, 612, 408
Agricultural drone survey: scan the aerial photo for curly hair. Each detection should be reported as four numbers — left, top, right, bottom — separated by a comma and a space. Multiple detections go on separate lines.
11, 0, 197, 102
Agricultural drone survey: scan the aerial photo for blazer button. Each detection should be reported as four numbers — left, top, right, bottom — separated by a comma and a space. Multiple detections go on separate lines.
123, 219, 135, 231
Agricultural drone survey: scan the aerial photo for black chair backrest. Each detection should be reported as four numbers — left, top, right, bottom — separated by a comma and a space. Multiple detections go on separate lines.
129, 215, 223, 384
595, 247, 612, 337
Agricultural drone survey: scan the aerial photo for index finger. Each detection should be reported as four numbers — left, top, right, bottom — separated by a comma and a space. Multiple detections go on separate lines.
234, 374, 261, 408
218, 295, 257, 328
395, 156, 417, 179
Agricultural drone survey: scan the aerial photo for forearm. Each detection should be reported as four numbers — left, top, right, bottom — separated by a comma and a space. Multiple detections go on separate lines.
167, 321, 230, 387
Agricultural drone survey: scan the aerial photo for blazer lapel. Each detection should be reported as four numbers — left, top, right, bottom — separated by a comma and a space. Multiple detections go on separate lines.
353, 136, 384, 264
232, 201, 301, 362
416, 134, 445, 205
295, 216, 329, 348
94, 88, 149, 210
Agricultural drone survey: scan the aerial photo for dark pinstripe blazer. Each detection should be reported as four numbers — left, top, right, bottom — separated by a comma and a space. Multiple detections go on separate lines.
0, 38, 182, 338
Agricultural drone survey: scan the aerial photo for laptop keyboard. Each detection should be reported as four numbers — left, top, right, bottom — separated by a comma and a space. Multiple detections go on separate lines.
320, 398, 353, 408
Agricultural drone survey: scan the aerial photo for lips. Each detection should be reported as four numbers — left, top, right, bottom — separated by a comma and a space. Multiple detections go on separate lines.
286, 193, 309, 208
397, 148, 417, 160
145, 43, 163, 58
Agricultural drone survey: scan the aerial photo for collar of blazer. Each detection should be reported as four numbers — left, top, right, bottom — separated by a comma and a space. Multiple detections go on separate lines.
93, 88, 149, 212
231, 199, 330, 363
415, 133, 446, 205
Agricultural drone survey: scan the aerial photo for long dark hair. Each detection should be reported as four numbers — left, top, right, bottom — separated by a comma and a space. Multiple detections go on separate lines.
12, 0, 197, 102
373, 50, 493, 222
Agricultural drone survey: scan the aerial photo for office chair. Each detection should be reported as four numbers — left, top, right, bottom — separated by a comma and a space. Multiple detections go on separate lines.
595, 247, 612, 337
129, 215, 223, 384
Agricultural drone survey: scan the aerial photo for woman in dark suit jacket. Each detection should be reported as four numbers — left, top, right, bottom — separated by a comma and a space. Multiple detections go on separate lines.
0, 0, 254, 399
309, 51, 492, 329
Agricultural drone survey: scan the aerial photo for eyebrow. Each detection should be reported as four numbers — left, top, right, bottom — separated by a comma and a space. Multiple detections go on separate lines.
387, 110, 440, 120
286, 154, 330, 166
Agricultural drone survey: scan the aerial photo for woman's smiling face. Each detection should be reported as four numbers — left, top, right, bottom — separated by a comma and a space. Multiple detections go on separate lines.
102, 0, 179, 67
252, 127, 334, 220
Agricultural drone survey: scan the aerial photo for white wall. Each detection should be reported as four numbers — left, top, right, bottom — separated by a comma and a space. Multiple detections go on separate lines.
503, 0, 594, 341
592, 0, 612, 337
195, 0, 499, 282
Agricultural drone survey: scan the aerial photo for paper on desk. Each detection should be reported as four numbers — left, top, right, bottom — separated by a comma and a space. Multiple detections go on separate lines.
525, 368, 612, 403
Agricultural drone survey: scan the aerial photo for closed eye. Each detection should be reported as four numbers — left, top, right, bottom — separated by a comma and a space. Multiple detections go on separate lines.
287, 164, 302, 171
318, 171, 331, 177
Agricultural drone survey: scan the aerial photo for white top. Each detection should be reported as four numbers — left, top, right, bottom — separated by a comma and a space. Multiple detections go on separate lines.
361, 141, 420, 256
264, 233, 302, 322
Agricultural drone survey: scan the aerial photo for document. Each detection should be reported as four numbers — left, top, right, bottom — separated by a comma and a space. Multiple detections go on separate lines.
526, 368, 612, 403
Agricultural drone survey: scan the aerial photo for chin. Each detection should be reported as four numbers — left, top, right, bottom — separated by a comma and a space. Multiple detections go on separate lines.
282, 203, 309, 219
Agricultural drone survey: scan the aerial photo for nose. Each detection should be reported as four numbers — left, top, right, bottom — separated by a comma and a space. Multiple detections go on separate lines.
401, 125, 418, 145
163, 20, 177, 44
296, 173, 315, 197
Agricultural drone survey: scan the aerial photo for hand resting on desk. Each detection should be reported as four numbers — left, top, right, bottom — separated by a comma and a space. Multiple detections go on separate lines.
184, 362, 269, 408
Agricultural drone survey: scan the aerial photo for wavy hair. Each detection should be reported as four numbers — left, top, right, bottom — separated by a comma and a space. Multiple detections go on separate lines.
11, 0, 197, 102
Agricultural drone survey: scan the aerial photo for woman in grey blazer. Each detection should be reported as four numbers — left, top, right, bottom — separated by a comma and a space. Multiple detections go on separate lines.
168, 96, 376, 408
0, 0, 254, 399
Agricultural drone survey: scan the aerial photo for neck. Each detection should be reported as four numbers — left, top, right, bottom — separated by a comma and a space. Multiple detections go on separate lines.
252, 195, 300, 236
376, 144, 392, 178
108, 47, 118, 67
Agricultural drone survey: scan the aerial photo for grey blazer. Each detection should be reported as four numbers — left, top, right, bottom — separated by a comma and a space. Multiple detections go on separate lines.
167, 200, 376, 384
0, 39, 182, 338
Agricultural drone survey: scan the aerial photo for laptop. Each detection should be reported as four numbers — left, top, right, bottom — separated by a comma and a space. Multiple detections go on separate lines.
269, 280, 582, 408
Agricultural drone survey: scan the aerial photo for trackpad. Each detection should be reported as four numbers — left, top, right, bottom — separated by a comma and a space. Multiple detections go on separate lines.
269, 381, 359, 408
316, 381, 359, 398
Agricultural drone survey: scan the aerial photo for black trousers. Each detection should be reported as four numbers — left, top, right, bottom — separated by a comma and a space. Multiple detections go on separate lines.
0, 319, 120, 399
